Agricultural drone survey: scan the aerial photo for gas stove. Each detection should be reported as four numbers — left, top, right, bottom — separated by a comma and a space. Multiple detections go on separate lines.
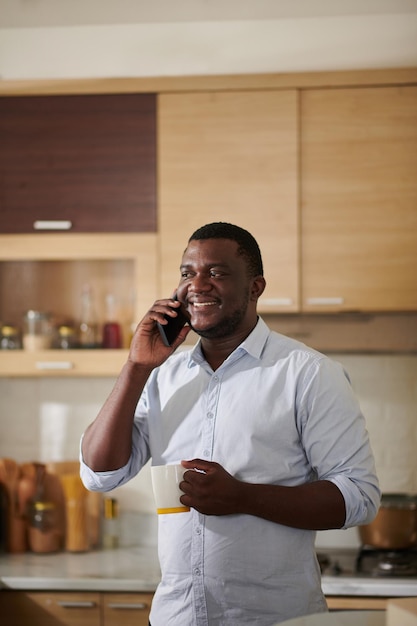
317, 547, 417, 598
318, 547, 417, 578
357, 547, 417, 577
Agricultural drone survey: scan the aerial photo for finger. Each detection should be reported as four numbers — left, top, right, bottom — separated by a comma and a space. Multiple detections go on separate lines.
147, 300, 182, 325
181, 459, 218, 473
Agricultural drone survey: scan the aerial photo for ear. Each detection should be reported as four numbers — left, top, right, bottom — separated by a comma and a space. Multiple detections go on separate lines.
250, 276, 266, 301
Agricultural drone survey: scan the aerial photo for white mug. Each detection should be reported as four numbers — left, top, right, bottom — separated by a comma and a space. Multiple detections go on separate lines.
151, 464, 190, 514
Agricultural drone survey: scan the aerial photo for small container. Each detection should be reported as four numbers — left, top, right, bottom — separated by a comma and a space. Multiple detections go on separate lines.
23, 310, 52, 351
0, 325, 22, 350
102, 322, 122, 349
61, 474, 89, 552
102, 294, 122, 349
28, 500, 61, 553
55, 325, 78, 349
102, 497, 120, 549
78, 284, 100, 349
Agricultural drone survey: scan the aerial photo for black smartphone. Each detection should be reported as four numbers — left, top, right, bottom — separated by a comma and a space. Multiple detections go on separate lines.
157, 295, 189, 347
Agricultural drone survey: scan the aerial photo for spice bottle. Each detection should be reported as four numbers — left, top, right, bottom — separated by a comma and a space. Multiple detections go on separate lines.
102, 294, 122, 349
55, 325, 78, 349
0, 325, 22, 350
102, 497, 120, 549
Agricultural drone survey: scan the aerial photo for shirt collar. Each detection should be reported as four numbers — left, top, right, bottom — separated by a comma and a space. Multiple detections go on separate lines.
188, 316, 269, 367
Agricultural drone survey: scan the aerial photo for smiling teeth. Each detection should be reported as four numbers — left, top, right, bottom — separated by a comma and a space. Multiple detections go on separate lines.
193, 302, 216, 307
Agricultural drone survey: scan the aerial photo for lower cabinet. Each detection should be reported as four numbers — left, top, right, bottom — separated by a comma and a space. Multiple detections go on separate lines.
103, 593, 153, 626
0, 591, 153, 626
326, 596, 387, 610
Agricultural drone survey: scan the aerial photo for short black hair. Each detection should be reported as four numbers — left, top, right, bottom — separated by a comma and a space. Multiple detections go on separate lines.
188, 222, 264, 277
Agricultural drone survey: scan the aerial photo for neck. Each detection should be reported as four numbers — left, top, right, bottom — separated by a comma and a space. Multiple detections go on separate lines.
200, 320, 257, 371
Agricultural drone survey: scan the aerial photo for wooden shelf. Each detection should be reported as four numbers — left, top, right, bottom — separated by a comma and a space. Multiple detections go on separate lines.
0, 350, 128, 377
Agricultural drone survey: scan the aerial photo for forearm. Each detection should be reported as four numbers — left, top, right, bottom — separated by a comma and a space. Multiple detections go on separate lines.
239, 480, 346, 530
81, 360, 152, 471
181, 460, 346, 530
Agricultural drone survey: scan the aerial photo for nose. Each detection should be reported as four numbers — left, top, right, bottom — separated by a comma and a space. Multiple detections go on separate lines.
186, 273, 212, 294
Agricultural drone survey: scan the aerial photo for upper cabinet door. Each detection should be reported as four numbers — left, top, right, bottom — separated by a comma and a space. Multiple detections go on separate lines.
301, 86, 417, 312
158, 90, 300, 312
0, 94, 157, 233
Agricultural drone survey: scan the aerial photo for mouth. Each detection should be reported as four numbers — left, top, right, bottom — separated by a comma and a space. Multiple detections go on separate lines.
186, 299, 220, 322
190, 300, 218, 309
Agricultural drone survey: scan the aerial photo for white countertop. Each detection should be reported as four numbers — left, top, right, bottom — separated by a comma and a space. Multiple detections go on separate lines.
0, 545, 161, 592
1, 546, 417, 599
322, 574, 417, 598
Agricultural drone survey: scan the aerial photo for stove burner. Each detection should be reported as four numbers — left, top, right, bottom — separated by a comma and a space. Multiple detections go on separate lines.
357, 547, 417, 577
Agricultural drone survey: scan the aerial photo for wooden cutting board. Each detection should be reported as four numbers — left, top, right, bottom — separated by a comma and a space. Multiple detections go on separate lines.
0, 458, 26, 552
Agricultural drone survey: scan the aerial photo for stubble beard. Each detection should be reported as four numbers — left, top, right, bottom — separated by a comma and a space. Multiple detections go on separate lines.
191, 288, 250, 340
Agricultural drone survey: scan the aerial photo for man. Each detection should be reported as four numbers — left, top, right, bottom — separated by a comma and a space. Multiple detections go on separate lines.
80, 222, 380, 625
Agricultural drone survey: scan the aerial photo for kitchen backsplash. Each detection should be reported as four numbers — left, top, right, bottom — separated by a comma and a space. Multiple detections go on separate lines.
1, 353, 416, 549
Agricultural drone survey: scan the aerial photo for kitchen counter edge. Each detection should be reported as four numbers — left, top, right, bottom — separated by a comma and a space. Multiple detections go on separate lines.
0, 545, 161, 592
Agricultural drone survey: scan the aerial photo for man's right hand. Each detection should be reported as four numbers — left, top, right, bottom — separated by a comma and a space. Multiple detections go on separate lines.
128, 297, 191, 369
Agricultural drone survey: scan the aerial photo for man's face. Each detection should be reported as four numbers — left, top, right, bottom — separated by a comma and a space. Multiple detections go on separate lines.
176, 238, 260, 340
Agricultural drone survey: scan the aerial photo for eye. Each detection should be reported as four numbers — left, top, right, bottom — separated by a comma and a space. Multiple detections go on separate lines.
209, 269, 225, 278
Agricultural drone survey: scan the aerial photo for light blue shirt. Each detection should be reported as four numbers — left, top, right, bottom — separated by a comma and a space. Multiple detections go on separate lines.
81, 317, 380, 626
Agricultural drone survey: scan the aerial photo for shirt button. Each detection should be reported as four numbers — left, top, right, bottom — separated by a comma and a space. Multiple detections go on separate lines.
194, 567, 201, 576
203, 449, 210, 457
196, 527, 201, 535
207, 412, 213, 419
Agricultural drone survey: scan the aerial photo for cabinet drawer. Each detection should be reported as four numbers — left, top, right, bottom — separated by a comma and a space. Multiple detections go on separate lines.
102, 593, 153, 626
0, 591, 100, 626
0, 94, 156, 233
326, 596, 388, 610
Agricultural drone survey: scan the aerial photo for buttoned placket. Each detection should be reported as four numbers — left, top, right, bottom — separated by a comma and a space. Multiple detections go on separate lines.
191, 369, 222, 626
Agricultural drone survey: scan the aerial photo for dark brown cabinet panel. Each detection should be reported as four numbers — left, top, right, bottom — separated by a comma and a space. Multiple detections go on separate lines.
0, 94, 156, 233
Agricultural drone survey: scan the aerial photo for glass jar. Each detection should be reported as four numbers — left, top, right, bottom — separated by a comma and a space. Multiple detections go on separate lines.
28, 500, 61, 553
55, 325, 78, 349
0, 325, 22, 350
23, 310, 52, 351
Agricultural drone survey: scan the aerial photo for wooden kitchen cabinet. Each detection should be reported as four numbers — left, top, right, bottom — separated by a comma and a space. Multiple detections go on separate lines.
158, 85, 417, 315
326, 596, 388, 610
0, 233, 158, 376
102, 592, 153, 626
0, 591, 101, 626
0, 591, 153, 626
301, 85, 417, 312
0, 94, 156, 234
158, 90, 300, 313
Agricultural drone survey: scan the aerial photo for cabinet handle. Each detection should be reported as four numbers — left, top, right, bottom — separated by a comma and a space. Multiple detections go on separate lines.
35, 361, 74, 370
33, 220, 73, 230
305, 297, 344, 306
57, 601, 97, 608
260, 297, 294, 306
107, 602, 148, 610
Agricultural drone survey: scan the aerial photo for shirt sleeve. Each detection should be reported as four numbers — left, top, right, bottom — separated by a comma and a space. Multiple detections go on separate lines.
297, 355, 381, 528
79, 412, 151, 492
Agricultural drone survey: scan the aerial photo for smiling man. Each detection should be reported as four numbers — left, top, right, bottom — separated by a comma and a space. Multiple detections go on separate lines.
80, 222, 380, 626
